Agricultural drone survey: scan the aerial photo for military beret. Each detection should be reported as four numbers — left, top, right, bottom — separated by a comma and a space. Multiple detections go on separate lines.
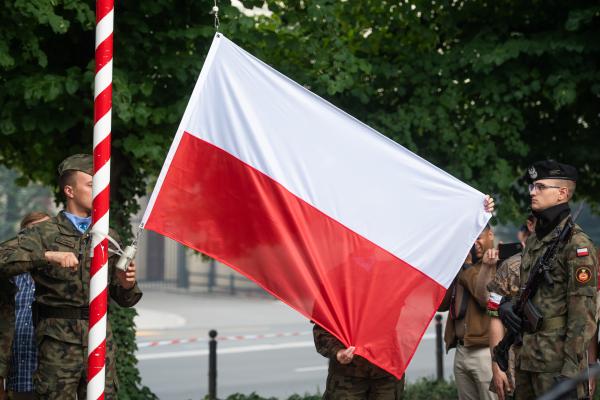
57, 154, 93, 177
526, 160, 578, 182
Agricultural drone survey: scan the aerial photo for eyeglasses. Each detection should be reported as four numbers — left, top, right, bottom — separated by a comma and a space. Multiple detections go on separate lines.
528, 182, 562, 192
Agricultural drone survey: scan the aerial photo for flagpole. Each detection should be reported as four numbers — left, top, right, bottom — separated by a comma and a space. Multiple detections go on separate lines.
88, 0, 114, 398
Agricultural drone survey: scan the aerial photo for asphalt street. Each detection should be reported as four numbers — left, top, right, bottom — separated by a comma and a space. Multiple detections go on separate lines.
135, 289, 455, 400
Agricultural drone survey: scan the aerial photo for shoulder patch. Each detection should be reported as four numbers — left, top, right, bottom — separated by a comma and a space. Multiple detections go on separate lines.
576, 248, 589, 257
575, 266, 593, 285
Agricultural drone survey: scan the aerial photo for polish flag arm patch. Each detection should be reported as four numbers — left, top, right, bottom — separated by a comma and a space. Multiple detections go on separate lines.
576, 248, 589, 257
487, 292, 503, 311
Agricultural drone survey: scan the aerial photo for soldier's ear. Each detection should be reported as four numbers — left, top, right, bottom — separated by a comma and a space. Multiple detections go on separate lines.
63, 184, 75, 199
558, 187, 569, 202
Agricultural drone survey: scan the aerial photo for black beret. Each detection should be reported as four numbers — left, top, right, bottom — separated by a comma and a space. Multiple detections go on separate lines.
526, 160, 578, 182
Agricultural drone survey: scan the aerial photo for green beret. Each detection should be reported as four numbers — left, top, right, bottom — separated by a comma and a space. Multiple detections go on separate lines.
57, 154, 93, 177
526, 160, 578, 182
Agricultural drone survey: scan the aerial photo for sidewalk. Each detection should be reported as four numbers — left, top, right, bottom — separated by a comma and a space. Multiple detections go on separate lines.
134, 288, 307, 337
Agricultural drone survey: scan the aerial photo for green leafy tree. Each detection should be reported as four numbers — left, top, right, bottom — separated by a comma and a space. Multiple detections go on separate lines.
0, 166, 53, 241
1, 0, 252, 397
236, 0, 600, 222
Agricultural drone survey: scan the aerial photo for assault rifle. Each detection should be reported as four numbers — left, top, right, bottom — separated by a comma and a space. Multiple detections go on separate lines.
493, 205, 583, 372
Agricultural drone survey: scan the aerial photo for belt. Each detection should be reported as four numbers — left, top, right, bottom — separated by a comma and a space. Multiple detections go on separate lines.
37, 304, 89, 320
541, 315, 567, 331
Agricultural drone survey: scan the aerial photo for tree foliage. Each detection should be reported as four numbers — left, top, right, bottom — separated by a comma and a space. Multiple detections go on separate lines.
235, 0, 600, 221
1, 0, 599, 395
2, 1, 599, 221
1, 0, 251, 397
0, 167, 53, 241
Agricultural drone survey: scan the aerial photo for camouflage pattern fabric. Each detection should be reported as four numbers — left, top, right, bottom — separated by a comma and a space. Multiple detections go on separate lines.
488, 254, 522, 299
515, 219, 597, 398
32, 328, 118, 399
0, 212, 142, 399
0, 237, 19, 379
514, 368, 585, 400
313, 324, 404, 399
323, 373, 405, 400
486, 254, 522, 396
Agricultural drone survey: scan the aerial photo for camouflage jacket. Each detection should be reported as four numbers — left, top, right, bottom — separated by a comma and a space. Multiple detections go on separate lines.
0, 212, 142, 347
518, 218, 597, 377
0, 236, 18, 378
313, 324, 393, 378
486, 253, 522, 394
488, 254, 521, 299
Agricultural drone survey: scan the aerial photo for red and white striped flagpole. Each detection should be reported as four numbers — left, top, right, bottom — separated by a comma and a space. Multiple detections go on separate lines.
88, 0, 114, 399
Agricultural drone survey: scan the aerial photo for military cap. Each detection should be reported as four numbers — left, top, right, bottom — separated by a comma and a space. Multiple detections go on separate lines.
526, 160, 578, 182
57, 154, 93, 177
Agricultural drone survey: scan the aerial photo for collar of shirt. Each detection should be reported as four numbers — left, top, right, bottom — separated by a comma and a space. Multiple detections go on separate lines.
63, 211, 92, 234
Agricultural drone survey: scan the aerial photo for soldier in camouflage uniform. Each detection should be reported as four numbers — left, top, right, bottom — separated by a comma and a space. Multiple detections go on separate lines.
0, 212, 50, 400
0, 155, 142, 399
499, 160, 597, 400
487, 253, 522, 400
486, 216, 534, 400
0, 239, 18, 400
313, 324, 404, 400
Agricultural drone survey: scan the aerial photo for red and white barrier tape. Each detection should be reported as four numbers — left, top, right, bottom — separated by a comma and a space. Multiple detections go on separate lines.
138, 331, 311, 349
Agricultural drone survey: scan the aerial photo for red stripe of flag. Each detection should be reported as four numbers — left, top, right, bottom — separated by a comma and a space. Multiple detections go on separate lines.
144, 132, 445, 378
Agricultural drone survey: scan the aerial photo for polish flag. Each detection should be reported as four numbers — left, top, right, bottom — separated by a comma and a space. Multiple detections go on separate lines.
142, 34, 490, 378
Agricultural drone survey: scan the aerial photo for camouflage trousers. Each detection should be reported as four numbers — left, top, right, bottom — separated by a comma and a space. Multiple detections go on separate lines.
0, 306, 15, 377
514, 369, 589, 400
33, 336, 118, 399
7, 392, 35, 400
323, 372, 405, 400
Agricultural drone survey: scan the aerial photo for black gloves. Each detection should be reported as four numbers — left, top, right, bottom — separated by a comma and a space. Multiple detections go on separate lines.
498, 296, 522, 335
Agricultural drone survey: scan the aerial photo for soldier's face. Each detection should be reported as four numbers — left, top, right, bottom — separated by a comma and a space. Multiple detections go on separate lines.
65, 171, 93, 215
474, 228, 494, 258
530, 179, 565, 211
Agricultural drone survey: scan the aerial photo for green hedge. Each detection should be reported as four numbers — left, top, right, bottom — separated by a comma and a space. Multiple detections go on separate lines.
403, 378, 458, 400
210, 377, 600, 400
205, 378, 458, 400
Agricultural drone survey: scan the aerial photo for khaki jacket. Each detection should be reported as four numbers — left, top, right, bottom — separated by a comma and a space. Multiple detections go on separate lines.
440, 261, 496, 351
